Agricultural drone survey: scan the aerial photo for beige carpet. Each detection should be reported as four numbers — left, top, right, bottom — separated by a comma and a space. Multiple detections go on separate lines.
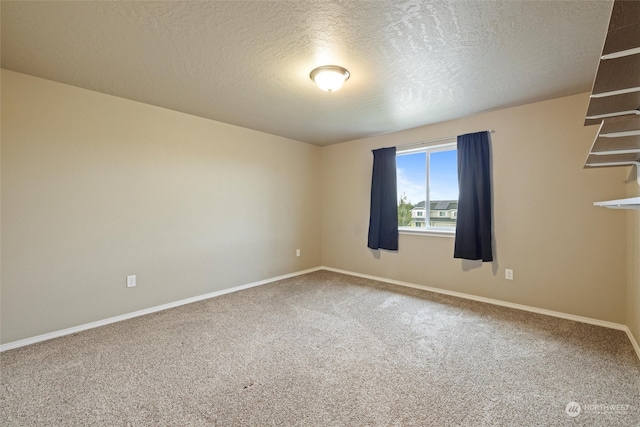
1, 270, 639, 426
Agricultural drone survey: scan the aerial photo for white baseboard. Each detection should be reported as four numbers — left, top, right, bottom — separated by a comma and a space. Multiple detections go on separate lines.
624, 326, 640, 361
3, 264, 640, 362
0, 266, 323, 352
321, 266, 640, 361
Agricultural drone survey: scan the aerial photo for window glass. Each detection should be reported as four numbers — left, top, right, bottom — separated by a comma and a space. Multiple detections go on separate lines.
397, 142, 458, 232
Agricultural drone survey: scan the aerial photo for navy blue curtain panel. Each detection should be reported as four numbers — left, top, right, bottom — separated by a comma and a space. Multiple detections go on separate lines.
454, 131, 493, 262
367, 147, 398, 251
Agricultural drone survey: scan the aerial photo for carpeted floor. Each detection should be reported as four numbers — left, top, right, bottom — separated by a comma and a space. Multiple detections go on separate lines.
1, 270, 639, 426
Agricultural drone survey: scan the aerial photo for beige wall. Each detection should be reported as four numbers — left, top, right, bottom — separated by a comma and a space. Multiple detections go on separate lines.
322, 93, 629, 324
2, 70, 634, 345
628, 174, 640, 343
1, 70, 322, 344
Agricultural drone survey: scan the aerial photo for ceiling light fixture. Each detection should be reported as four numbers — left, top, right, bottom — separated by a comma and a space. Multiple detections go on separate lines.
310, 65, 350, 92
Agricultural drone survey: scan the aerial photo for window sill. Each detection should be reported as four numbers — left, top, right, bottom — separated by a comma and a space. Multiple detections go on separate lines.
399, 228, 455, 238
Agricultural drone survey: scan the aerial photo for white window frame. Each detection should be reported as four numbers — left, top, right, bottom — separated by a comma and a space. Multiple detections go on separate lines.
397, 141, 457, 237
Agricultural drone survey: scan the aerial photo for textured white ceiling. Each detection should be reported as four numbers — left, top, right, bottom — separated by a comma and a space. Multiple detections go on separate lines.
1, 1, 612, 146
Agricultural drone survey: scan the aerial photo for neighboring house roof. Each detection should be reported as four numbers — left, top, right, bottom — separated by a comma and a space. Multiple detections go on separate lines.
431, 200, 458, 210
411, 200, 458, 211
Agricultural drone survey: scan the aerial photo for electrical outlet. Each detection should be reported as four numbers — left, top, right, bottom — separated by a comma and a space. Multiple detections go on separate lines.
296, 249, 301, 257
127, 275, 136, 288
505, 269, 514, 280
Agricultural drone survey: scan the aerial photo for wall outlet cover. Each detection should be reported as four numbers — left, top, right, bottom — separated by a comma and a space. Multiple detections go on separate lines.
127, 275, 136, 288
505, 269, 514, 280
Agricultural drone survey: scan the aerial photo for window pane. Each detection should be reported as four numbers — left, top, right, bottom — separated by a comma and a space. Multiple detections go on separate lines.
396, 143, 457, 232
396, 152, 426, 227
429, 149, 458, 228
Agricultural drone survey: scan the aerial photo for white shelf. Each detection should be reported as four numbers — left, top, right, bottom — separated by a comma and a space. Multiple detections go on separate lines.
593, 197, 640, 210
584, 1, 640, 211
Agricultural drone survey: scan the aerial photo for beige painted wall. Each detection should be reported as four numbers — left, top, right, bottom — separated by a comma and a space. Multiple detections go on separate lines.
1, 70, 322, 344
2, 70, 634, 345
322, 93, 629, 324
628, 175, 640, 343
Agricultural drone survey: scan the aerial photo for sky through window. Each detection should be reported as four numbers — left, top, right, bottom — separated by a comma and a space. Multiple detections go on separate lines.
396, 149, 458, 205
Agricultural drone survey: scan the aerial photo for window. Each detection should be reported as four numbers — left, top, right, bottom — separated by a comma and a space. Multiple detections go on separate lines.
396, 141, 458, 233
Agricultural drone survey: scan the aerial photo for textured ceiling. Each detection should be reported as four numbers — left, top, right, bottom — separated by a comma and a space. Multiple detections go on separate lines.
1, 1, 612, 146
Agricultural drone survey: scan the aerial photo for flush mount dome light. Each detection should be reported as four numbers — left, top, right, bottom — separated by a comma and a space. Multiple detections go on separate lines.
310, 65, 350, 92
